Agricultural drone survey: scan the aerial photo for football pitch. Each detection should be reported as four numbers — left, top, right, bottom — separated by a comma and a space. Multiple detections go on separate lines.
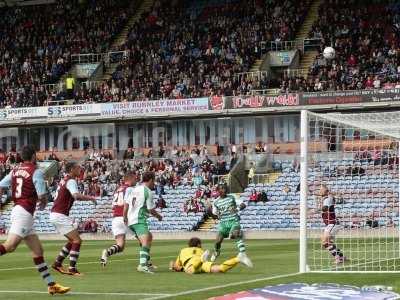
0, 239, 399, 300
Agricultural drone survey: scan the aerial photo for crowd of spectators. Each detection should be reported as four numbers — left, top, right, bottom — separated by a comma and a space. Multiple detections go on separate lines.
280, 0, 400, 93
249, 188, 269, 202
354, 147, 398, 166
77, 218, 98, 233
0, 0, 137, 108
0, 0, 309, 107
183, 184, 221, 214
43, 146, 234, 206
5, 0, 400, 107
75, 0, 307, 103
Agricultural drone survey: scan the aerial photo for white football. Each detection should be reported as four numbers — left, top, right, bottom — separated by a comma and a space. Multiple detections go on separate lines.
323, 47, 335, 59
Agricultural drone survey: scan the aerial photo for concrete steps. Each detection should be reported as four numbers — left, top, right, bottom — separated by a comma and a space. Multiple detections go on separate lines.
0, 201, 12, 213
296, 0, 321, 40
266, 172, 281, 185
294, 0, 322, 76
110, 0, 154, 50
100, 0, 154, 82
197, 217, 217, 231
249, 59, 264, 72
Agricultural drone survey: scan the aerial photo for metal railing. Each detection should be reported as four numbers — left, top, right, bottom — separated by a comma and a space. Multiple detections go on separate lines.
269, 39, 304, 52
41, 79, 105, 97
80, 80, 104, 90
71, 50, 129, 66
268, 38, 322, 53
235, 71, 269, 82
283, 68, 309, 78
212, 174, 230, 186
42, 82, 65, 94
41, 80, 105, 96
71, 53, 104, 64
106, 51, 129, 65
249, 173, 270, 185
250, 88, 280, 96
47, 99, 75, 106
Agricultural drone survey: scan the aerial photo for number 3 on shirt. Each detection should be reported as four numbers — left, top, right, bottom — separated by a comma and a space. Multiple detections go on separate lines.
15, 178, 23, 198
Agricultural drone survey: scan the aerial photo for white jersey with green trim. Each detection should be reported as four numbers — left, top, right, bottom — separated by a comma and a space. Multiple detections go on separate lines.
212, 194, 242, 222
124, 184, 155, 226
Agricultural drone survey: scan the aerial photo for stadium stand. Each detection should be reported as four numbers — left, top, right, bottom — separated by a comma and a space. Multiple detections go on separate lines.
0, 148, 232, 232
0, 0, 136, 108
0, 0, 309, 107
3, 0, 400, 106
214, 155, 399, 231
75, 0, 308, 102
1, 146, 398, 233
0, 184, 206, 233
279, 0, 400, 92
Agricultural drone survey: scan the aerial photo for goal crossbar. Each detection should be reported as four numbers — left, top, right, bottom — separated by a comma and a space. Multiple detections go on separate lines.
308, 111, 400, 139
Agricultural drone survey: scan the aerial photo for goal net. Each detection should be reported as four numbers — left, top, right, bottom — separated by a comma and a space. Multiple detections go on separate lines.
300, 110, 400, 273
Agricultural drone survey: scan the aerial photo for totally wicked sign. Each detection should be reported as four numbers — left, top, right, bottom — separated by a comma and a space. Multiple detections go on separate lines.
225, 94, 300, 109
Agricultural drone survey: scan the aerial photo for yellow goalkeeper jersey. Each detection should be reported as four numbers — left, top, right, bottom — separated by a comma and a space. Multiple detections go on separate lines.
175, 247, 204, 269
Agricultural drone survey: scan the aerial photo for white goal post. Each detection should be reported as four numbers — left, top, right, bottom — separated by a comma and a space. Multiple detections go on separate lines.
300, 110, 400, 273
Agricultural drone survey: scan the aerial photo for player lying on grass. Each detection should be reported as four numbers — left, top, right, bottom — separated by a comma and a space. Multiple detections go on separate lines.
124, 171, 163, 274
210, 184, 252, 267
101, 171, 137, 266
318, 185, 348, 265
169, 237, 252, 274
50, 161, 97, 276
0, 145, 70, 295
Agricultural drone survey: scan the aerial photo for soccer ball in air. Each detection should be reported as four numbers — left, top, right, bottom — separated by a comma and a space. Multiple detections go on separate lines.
323, 47, 335, 60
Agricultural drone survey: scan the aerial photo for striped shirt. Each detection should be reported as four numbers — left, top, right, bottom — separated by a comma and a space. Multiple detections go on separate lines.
212, 194, 240, 222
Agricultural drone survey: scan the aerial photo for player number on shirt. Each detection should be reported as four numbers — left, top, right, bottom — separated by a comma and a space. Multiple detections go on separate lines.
113, 192, 125, 206
15, 178, 23, 198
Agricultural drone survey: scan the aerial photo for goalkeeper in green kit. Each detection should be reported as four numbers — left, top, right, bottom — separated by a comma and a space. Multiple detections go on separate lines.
210, 184, 253, 267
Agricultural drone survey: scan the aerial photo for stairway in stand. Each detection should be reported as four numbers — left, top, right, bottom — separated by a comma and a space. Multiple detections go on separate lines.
0, 201, 12, 213
265, 172, 281, 185
101, 0, 155, 81
197, 217, 217, 232
295, 0, 322, 78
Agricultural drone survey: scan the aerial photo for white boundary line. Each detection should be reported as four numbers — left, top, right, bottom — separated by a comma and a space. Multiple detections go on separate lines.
0, 244, 286, 272
0, 251, 274, 272
143, 272, 300, 300
0, 291, 170, 296
0, 255, 177, 272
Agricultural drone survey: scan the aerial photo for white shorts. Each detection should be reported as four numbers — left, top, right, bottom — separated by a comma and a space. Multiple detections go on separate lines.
112, 217, 128, 237
50, 212, 77, 236
9, 205, 35, 238
324, 223, 341, 237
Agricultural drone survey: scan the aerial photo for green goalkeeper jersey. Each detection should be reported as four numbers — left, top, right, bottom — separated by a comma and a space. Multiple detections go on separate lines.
212, 194, 241, 222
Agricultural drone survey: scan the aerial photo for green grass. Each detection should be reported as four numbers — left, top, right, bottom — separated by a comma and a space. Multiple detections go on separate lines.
0, 239, 399, 300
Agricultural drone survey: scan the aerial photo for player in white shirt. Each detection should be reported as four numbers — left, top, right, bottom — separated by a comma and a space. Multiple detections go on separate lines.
123, 171, 162, 274
100, 172, 137, 267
